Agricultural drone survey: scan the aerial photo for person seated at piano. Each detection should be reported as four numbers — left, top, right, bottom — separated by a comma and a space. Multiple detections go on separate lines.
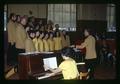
48, 32, 55, 51
54, 31, 62, 51
32, 30, 39, 52
44, 47, 79, 80
43, 32, 49, 52
38, 31, 44, 52
25, 30, 36, 53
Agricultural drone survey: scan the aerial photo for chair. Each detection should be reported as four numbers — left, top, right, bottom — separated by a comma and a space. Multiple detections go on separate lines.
79, 68, 90, 80
76, 62, 90, 80
5, 66, 17, 79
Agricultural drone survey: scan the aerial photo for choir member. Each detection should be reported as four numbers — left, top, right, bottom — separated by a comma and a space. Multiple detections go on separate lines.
15, 16, 28, 63
48, 32, 55, 51
61, 30, 70, 48
38, 32, 44, 52
15, 15, 21, 27
40, 25, 45, 32
47, 24, 53, 33
32, 30, 39, 52
43, 32, 49, 52
44, 24, 48, 32
7, 13, 16, 65
38, 19, 43, 27
25, 30, 36, 53
47, 20, 54, 28
27, 16, 35, 30
35, 24, 40, 30
54, 31, 62, 51
54, 24, 60, 32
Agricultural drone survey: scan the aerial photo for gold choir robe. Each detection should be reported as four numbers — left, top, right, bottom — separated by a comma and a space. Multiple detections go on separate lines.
15, 24, 27, 49
25, 38, 35, 53
32, 38, 39, 52
15, 22, 20, 28
61, 35, 70, 48
48, 39, 55, 51
38, 38, 44, 52
54, 37, 62, 51
7, 20, 16, 45
43, 39, 49, 52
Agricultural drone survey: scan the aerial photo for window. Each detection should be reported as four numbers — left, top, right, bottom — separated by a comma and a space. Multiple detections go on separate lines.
48, 4, 76, 31
4, 5, 7, 31
107, 4, 116, 32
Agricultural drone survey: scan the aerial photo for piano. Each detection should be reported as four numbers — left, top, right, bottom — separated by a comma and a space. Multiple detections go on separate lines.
18, 49, 86, 80
18, 51, 63, 80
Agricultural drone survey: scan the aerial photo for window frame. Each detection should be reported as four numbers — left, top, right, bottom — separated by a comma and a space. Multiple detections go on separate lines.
4, 4, 8, 31
47, 4, 76, 32
107, 4, 116, 32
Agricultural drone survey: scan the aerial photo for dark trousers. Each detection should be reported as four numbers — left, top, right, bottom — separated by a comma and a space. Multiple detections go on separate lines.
14, 48, 25, 72
16, 48, 25, 64
7, 43, 16, 66
16, 48, 25, 54
85, 58, 97, 80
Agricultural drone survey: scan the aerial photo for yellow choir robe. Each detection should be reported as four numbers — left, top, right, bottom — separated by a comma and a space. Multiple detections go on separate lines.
48, 38, 55, 51
38, 38, 44, 52
43, 39, 49, 52
16, 24, 27, 49
15, 22, 20, 28
54, 37, 62, 51
25, 37, 35, 53
7, 20, 16, 45
61, 35, 70, 48
32, 38, 39, 52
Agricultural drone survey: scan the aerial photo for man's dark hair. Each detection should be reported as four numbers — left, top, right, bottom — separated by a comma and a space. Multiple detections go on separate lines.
62, 30, 68, 35
84, 28, 92, 35
9, 13, 15, 20
61, 47, 75, 57
16, 15, 20, 22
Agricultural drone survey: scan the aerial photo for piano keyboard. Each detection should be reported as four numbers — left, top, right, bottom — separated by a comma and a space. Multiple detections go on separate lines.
37, 73, 55, 80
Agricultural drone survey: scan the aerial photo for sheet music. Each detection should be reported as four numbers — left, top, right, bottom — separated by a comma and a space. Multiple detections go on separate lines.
43, 57, 58, 71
